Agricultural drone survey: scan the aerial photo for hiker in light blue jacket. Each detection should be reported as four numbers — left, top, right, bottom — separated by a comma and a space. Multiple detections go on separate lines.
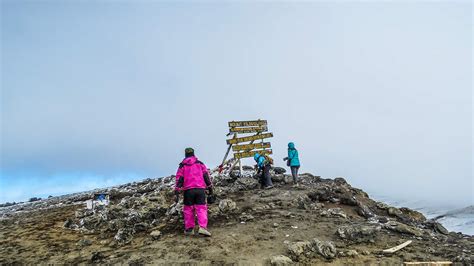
284, 142, 301, 183
254, 153, 274, 189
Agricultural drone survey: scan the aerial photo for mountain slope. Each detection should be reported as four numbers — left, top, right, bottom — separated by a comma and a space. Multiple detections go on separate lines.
0, 170, 472, 264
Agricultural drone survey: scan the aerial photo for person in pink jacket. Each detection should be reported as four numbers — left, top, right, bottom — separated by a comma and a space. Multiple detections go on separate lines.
175, 147, 213, 236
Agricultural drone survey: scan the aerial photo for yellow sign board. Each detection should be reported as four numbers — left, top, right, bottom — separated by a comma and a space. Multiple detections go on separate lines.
229, 126, 268, 134
232, 142, 271, 152
234, 149, 272, 159
226, 133, 273, 145
228, 120, 267, 128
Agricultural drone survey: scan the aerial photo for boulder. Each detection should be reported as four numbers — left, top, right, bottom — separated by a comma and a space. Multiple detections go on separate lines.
233, 177, 259, 191
336, 224, 380, 243
333, 177, 347, 185
166, 203, 181, 217
287, 239, 336, 261
434, 222, 449, 235
424, 220, 449, 235
270, 255, 293, 265
311, 238, 337, 259
387, 207, 403, 218
79, 215, 102, 231
376, 201, 390, 210
398, 207, 427, 223
357, 203, 375, 218
272, 174, 291, 184
382, 221, 423, 236
287, 241, 311, 261
230, 170, 241, 178
273, 167, 287, 174
293, 195, 312, 210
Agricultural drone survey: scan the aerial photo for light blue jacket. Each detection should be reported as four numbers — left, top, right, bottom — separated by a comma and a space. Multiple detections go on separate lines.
254, 153, 266, 168
287, 142, 300, 167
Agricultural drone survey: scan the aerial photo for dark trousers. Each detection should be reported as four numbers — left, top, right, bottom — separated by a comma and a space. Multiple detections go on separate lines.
183, 188, 206, 206
259, 164, 273, 188
290, 166, 300, 183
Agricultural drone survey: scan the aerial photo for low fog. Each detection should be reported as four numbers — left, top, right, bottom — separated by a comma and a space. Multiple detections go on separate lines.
1, 2, 472, 207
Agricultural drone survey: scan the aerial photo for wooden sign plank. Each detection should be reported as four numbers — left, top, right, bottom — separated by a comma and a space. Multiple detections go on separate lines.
234, 149, 272, 159
383, 240, 412, 254
229, 126, 268, 134
232, 142, 271, 152
404, 262, 452, 265
228, 120, 267, 128
226, 133, 273, 145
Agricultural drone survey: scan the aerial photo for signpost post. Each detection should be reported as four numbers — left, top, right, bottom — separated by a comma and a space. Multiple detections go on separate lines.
218, 119, 273, 176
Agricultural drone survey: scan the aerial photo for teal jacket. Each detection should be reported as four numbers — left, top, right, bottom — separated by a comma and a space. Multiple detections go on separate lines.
287, 142, 300, 167
254, 153, 266, 168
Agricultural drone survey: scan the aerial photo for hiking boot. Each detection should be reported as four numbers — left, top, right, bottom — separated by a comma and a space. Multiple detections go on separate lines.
184, 228, 194, 236
264, 185, 274, 189
197, 227, 211, 237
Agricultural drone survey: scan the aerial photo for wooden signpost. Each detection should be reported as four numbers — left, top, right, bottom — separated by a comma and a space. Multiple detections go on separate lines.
218, 119, 273, 175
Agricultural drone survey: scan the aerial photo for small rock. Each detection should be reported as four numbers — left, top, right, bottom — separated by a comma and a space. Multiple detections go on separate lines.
219, 199, 237, 212
315, 203, 325, 209
114, 228, 134, 244
270, 255, 293, 265
150, 230, 162, 240
346, 250, 358, 257
63, 218, 74, 228
239, 213, 254, 222
77, 239, 92, 247
90, 252, 104, 262
133, 222, 148, 232
321, 208, 347, 219
273, 223, 279, 227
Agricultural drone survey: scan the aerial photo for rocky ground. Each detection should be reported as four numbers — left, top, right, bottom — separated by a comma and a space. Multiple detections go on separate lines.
0, 167, 473, 265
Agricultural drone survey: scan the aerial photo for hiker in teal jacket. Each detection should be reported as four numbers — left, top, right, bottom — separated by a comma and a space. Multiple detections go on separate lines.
284, 142, 300, 183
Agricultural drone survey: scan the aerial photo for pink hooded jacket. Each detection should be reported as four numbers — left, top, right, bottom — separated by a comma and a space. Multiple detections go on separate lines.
175, 156, 212, 191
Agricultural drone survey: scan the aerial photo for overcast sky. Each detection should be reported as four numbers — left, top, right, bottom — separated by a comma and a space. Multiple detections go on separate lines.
1, 1, 472, 208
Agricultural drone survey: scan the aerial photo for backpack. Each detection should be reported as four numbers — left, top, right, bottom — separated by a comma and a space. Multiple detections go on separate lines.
263, 154, 274, 165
